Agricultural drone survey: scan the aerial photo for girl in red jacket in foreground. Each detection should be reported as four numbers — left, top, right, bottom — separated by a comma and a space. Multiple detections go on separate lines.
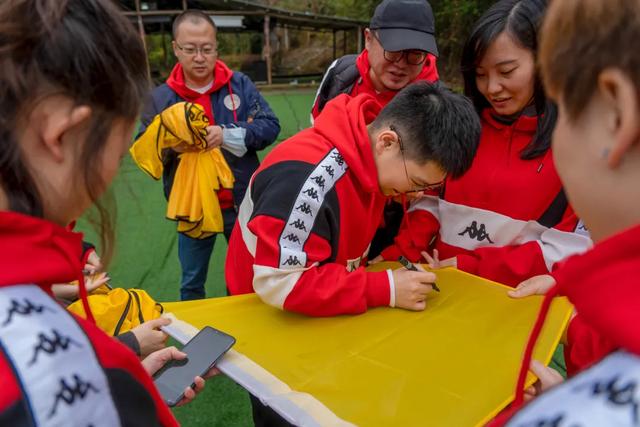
0, 1, 210, 425
493, 0, 640, 424
375, 0, 591, 287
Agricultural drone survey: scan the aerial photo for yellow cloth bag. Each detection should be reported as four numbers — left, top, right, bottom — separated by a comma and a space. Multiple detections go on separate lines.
68, 288, 164, 336
130, 102, 235, 239
165, 263, 572, 427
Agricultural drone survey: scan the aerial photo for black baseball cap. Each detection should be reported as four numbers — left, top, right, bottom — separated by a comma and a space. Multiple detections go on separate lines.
370, 0, 438, 56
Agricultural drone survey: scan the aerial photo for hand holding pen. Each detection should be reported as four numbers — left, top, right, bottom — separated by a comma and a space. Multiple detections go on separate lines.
391, 258, 439, 311
398, 256, 440, 292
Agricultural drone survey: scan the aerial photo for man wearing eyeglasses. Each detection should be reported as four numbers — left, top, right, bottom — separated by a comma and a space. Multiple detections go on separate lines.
139, 10, 280, 301
311, 0, 439, 122
310, 0, 440, 261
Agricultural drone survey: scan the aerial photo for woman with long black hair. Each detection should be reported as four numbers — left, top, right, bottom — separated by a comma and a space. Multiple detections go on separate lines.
376, 0, 591, 287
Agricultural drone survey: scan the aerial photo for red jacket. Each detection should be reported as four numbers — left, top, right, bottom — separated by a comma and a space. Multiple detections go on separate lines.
0, 211, 177, 426
495, 223, 640, 425
311, 49, 439, 120
226, 94, 393, 316
381, 110, 592, 286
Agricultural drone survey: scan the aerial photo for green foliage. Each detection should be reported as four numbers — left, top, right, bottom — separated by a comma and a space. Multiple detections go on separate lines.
430, 0, 495, 80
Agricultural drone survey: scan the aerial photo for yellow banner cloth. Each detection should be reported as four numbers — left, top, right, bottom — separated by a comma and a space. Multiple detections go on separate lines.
165, 264, 572, 426
130, 102, 234, 238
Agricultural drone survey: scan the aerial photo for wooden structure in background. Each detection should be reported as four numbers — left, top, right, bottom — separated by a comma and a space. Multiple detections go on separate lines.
120, 0, 367, 84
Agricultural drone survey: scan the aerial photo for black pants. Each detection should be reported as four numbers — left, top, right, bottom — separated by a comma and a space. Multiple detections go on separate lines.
250, 394, 295, 427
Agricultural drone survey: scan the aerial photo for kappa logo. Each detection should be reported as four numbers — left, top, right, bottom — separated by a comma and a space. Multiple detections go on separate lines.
283, 233, 301, 244
29, 329, 82, 366
459, 221, 494, 243
322, 164, 335, 178
282, 255, 302, 266
310, 175, 326, 190
303, 187, 320, 201
330, 152, 345, 167
2, 298, 54, 327
574, 375, 640, 425
296, 202, 313, 216
49, 374, 100, 418
289, 219, 307, 232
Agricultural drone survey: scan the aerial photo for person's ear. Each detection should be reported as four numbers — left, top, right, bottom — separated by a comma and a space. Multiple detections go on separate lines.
364, 28, 373, 51
598, 68, 640, 168
172, 40, 179, 57
41, 103, 92, 162
374, 129, 399, 155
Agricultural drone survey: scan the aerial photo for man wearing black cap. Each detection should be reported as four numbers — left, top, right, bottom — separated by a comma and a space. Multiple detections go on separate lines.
311, 0, 440, 260
311, 0, 439, 121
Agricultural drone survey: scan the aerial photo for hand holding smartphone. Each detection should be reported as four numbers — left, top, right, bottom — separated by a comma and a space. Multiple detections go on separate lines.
153, 326, 235, 406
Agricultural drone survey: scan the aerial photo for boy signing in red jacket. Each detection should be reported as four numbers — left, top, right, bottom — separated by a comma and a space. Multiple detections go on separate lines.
226, 83, 481, 316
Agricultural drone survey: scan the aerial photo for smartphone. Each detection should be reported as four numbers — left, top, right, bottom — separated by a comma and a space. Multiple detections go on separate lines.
153, 326, 235, 406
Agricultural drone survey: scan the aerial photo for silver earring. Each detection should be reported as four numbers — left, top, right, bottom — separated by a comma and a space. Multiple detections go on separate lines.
601, 147, 611, 159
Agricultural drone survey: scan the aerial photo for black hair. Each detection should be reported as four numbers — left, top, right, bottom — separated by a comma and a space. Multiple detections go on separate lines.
172, 9, 217, 39
373, 82, 481, 179
461, 0, 556, 159
0, 0, 149, 264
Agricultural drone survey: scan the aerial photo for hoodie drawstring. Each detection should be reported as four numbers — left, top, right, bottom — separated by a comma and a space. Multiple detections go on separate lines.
513, 285, 559, 405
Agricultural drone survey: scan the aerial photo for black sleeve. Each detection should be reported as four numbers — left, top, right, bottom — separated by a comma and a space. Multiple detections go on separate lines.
115, 331, 141, 356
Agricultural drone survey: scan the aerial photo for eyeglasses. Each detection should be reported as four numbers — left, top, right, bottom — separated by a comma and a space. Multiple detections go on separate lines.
372, 32, 428, 66
390, 125, 446, 194
175, 42, 217, 57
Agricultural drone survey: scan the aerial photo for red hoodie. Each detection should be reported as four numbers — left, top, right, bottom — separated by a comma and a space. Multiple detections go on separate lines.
381, 110, 592, 287
494, 223, 640, 426
166, 61, 236, 208
311, 49, 439, 119
225, 94, 393, 316
0, 211, 177, 426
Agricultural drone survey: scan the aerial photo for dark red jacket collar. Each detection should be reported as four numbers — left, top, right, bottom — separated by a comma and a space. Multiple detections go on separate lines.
481, 108, 539, 133
166, 61, 233, 101
0, 211, 83, 293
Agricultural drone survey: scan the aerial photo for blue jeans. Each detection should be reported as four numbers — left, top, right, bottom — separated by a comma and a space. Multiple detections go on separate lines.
178, 207, 236, 301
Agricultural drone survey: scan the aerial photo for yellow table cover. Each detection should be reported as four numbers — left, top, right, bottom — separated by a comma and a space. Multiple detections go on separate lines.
165, 263, 572, 426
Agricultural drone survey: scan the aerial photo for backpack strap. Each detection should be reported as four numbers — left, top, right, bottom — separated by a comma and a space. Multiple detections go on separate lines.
113, 291, 133, 336
315, 54, 360, 114
130, 290, 145, 325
